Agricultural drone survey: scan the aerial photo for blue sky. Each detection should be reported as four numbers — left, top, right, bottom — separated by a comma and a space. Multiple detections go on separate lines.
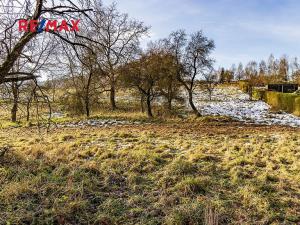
103, 0, 300, 69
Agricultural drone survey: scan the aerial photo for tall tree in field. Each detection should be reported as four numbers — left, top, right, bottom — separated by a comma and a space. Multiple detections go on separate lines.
291, 57, 300, 83
231, 64, 237, 81
236, 63, 244, 80
259, 60, 267, 83
259, 60, 267, 76
278, 55, 289, 82
2, 32, 55, 122
202, 69, 218, 100
121, 49, 171, 118
267, 54, 279, 81
157, 56, 181, 111
93, 3, 149, 110
219, 67, 225, 83
61, 44, 107, 117
224, 70, 234, 83
166, 30, 215, 116
245, 61, 258, 100
148, 41, 182, 111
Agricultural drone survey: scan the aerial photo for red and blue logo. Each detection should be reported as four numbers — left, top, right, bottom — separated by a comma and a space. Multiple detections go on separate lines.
19, 19, 80, 33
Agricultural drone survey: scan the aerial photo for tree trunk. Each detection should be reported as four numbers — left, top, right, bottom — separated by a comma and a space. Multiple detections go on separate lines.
11, 103, 17, 122
141, 95, 145, 113
85, 72, 92, 117
167, 98, 172, 111
52, 87, 56, 103
11, 82, 18, 122
249, 86, 253, 101
188, 90, 201, 117
26, 101, 31, 121
167, 84, 173, 111
146, 94, 153, 118
0, 32, 37, 84
26, 92, 33, 122
208, 89, 212, 101
110, 84, 117, 110
85, 98, 90, 117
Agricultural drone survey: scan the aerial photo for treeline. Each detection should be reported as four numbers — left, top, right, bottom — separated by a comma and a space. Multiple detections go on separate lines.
219, 54, 300, 84
44, 30, 215, 119
0, 0, 215, 121
3, 1, 300, 122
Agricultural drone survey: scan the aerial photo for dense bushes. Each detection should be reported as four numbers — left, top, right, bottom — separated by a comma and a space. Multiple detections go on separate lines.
263, 91, 300, 116
60, 93, 86, 116
294, 98, 300, 116
252, 89, 265, 100
238, 81, 250, 93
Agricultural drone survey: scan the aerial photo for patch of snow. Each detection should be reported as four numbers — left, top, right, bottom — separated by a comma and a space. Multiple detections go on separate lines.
192, 86, 300, 127
51, 112, 65, 118
58, 119, 146, 128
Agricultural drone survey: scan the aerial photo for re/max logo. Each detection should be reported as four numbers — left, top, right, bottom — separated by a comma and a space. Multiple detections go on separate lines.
18, 19, 80, 33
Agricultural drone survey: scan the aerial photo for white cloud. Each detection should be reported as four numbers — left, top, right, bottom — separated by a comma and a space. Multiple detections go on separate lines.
102, 0, 300, 68
239, 22, 300, 42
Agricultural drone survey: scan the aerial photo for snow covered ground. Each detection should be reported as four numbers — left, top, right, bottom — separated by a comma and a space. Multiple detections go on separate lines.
57, 119, 146, 128
192, 86, 300, 127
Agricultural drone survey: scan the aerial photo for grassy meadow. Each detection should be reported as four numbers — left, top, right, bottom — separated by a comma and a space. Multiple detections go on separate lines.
0, 113, 299, 225
2, 0, 300, 224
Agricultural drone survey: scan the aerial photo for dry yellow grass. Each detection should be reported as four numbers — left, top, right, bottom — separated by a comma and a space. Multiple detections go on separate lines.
0, 119, 299, 224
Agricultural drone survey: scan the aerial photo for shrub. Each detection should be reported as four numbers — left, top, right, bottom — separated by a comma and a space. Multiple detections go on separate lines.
264, 91, 300, 115
60, 93, 85, 116
294, 97, 300, 116
252, 89, 265, 100
238, 81, 249, 93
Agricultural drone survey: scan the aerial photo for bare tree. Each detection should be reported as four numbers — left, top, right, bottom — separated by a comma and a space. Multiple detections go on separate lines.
231, 64, 237, 81
291, 57, 300, 83
236, 63, 244, 80
245, 61, 259, 100
0, 0, 94, 84
259, 60, 267, 77
122, 49, 172, 118
278, 55, 289, 82
202, 70, 218, 101
148, 41, 182, 112
1, 30, 55, 122
166, 30, 215, 116
10, 81, 21, 122
92, 2, 149, 110
267, 54, 278, 79
61, 43, 109, 117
